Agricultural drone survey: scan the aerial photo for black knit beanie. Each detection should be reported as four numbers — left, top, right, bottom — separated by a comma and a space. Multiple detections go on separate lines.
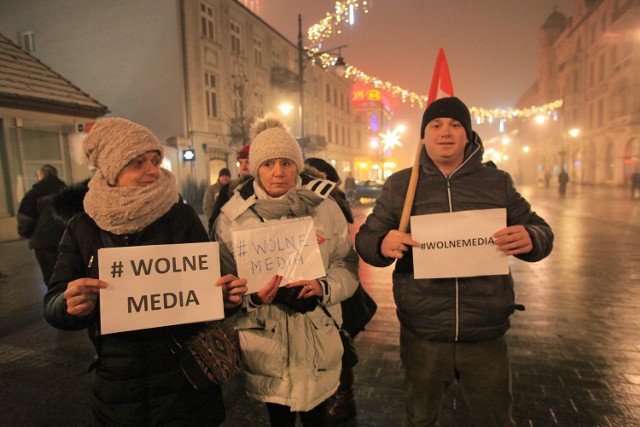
420, 97, 472, 141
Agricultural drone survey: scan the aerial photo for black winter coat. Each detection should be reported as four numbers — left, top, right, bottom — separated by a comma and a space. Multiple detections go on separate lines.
44, 201, 225, 426
17, 174, 67, 249
356, 132, 554, 343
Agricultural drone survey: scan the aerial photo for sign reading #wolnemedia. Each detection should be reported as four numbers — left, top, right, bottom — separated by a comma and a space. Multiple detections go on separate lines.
411, 208, 509, 279
98, 242, 224, 334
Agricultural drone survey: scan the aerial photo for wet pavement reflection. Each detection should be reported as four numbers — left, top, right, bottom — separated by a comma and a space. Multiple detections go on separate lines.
0, 184, 638, 426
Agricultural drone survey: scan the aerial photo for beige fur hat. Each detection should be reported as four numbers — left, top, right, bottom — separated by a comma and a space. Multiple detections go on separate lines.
248, 113, 303, 177
83, 118, 163, 185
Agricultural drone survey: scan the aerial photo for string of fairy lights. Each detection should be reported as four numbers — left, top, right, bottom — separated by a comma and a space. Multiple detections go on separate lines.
305, 0, 563, 123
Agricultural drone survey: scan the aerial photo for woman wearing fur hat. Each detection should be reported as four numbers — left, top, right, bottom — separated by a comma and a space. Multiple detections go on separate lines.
214, 114, 359, 426
43, 118, 247, 426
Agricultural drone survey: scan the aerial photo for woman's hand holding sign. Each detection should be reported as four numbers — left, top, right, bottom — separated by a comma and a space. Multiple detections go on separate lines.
256, 274, 283, 304
493, 225, 533, 255
381, 230, 419, 259
285, 279, 321, 299
63, 278, 107, 317
216, 274, 248, 309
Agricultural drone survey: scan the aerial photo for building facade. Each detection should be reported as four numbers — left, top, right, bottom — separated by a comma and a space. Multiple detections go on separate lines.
0, 33, 108, 242
514, 0, 640, 187
0, 0, 363, 211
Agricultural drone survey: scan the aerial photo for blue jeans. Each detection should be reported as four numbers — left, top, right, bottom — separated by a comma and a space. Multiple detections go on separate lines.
400, 327, 515, 427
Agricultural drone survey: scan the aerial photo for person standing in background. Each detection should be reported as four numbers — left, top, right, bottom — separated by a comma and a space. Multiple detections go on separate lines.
203, 167, 231, 224
17, 164, 67, 284
344, 172, 356, 203
630, 168, 640, 199
208, 143, 251, 235
558, 169, 569, 197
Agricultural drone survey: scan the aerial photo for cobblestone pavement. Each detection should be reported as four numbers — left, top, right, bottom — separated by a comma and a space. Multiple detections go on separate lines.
1, 184, 639, 426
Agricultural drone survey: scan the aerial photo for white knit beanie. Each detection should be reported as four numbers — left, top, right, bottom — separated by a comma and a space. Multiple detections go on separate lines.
248, 113, 304, 177
83, 118, 164, 186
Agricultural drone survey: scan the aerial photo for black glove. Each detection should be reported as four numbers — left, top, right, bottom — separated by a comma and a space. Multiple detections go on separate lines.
273, 286, 319, 314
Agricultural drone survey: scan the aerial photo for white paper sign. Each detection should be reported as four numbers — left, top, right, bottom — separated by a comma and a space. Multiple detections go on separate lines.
231, 217, 326, 294
411, 208, 508, 279
98, 242, 223, 334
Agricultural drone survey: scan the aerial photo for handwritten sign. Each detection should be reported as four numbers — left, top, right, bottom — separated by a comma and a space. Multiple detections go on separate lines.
98, 242, 223, 334
411, 208, 508, 279
231, 217, 326, 294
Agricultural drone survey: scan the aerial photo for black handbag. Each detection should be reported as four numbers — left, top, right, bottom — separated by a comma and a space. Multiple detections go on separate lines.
321, 306, 359, 368
341, 283, 377, 338
169, 321, 241, 391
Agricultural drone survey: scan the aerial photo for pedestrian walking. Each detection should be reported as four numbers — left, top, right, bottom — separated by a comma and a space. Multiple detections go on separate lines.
17, 164, 67, 284
355, 97, 554, 427
558, 169, 569, 197
43, 118, 247, 426
213, 114, 359, 427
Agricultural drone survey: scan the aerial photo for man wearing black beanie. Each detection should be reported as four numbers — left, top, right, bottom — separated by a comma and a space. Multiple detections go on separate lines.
356, 97, 554, 426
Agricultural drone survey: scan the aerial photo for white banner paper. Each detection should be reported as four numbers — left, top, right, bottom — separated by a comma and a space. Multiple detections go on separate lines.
411, 208, 508, 279
231, 217, 326, 294
98, 242, 223, 334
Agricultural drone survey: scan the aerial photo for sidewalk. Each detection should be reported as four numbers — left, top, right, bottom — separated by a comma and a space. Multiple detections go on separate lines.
1, 184, 639, 426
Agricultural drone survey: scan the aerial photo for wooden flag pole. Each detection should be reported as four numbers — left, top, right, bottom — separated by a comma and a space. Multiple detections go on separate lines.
398, 141, 422, 232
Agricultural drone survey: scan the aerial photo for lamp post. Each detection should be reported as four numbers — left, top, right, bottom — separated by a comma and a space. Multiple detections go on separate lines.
297, 14, 346, 143
568, 128, 580, 182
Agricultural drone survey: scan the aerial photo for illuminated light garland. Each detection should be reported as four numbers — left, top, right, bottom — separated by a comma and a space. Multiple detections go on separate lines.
307, 1, 369, 53
306, 0, 564, 123
313, 54, 564, 122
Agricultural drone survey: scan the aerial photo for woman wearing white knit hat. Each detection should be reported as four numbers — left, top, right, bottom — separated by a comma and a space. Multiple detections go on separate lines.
214, 113, 359, 426
44, 117, 247, 425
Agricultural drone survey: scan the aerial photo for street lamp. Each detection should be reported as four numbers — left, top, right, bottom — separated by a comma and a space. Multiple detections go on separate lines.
567, 128, 580, 181
278, 103, 294, 116
297, 14, 347, 142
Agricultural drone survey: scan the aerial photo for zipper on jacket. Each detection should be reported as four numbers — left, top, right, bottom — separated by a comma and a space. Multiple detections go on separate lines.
443, 139, 482, 342
445, 178, 460, 342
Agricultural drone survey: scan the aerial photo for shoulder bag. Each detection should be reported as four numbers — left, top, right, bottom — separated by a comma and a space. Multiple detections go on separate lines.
169, 320, 241, 391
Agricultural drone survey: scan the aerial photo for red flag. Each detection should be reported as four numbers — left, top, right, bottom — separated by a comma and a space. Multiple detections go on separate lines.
398, 49, 455, 232
427, 48, 454, 106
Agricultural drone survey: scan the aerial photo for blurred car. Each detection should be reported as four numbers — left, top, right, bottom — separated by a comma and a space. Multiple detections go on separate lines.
353, 180, 383, 203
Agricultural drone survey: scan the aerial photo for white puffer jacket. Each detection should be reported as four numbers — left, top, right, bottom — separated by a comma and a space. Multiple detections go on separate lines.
214, 174, 359, 411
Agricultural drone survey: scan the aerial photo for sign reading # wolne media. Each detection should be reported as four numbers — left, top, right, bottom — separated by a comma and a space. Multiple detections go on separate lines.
231, 216, 326, 294
98, 242, 224, 334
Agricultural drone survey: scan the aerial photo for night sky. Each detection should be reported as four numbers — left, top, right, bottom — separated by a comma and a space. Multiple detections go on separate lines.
257, 0, 573, 167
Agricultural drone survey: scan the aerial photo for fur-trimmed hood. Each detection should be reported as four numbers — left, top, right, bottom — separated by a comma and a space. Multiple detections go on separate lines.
51, 179, 89, 226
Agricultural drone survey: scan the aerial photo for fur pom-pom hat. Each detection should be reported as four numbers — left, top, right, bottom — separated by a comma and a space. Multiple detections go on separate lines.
83, 117, 163, 186
248, 113, 304, 177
